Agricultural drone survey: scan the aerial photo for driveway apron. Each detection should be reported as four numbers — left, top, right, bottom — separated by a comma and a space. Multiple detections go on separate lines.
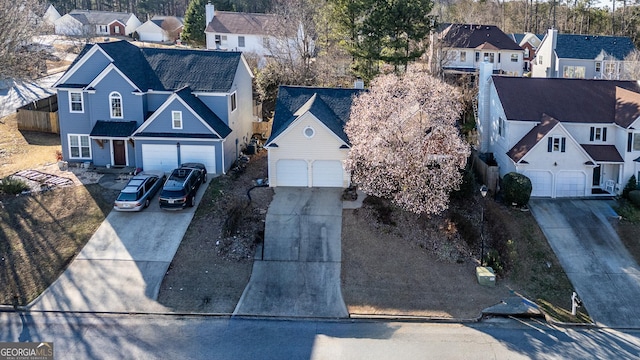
234, 188, 348, 318
529, 199, 640, 328
28, 182, 210, 313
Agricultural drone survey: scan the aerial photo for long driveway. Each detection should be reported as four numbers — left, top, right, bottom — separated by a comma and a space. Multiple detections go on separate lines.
234, 188, 348, 318
529, 199, 640, 328
28, 183, 209, 313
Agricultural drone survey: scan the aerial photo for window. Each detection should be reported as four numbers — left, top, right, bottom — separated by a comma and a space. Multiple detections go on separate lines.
110, 92, 123, 118
484, 52, 495, 63
238, 36, 245, 47
459, 51, 466, 62
563, 65, 586, 79
215, 34, 228, 47
524, 48, 530, 58
539, 55, 543, 64
230, 92, 237, 112
511, 54, 518, 62
634, 133, 640, 151
590, 127, 607, 142
595, 62, 602, 72
114, 25, 120, 34
172, 111, 182, 129
99, 25, 108, 33
548, 136, 566, 152
475, 52, 480, 62
69, 91, 83, 113
68, 135, 91, 159
605, 62, 618, 76
498, 117, 505, 137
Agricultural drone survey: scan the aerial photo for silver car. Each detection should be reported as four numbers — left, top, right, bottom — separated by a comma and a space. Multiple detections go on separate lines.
114, 171, 166, 212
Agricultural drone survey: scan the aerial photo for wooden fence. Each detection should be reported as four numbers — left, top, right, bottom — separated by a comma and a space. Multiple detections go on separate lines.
471, 150, 500, 193
17, 94, 59, 134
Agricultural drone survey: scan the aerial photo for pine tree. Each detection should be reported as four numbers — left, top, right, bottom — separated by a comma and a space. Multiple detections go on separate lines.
182, 0, 209, 46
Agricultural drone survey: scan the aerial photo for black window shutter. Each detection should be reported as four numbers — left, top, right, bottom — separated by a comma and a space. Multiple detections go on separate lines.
603, 128, 607, 141
498, 53, 501, 63
548, 137, 553, 152
561, 138, 566, 152
590, 127, 595, 141
629, 133, 633, 152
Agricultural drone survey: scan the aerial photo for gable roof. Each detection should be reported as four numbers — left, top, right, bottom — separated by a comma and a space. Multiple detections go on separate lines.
68, 10, 134, 25
507, 114, 559, 162
440, 24, 522, 51
555, 34, 636, 60
205, 11, 277, 35
148, 16, 184, 30
492, 76, 640, 126
59, 40, 243, 93
268, 86, 363, 145
174, 87, 231, 138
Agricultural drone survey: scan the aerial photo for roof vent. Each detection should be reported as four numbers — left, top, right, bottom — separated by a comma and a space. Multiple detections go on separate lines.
486, 26, 490, 30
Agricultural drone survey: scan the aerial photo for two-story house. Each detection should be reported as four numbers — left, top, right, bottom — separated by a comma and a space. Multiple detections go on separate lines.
54, 10, 141, 37
532, 28, 636, 79
477, 62, 640, 198
509, 33, 543, 72
429, 23, 524, 76
54, 40, 254, 175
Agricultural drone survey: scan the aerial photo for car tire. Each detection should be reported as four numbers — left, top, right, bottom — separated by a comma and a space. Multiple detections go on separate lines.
190, 195, 195, 207
203, 173, 207, 183
144, 199, 150, 208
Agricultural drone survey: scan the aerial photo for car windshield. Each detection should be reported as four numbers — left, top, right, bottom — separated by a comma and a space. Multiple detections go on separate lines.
161, 190, 186, 197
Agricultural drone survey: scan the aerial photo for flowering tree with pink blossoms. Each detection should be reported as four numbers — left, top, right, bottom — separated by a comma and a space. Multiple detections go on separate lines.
345, 69, 470, 215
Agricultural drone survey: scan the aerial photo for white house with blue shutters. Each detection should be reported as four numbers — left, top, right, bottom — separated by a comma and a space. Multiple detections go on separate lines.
54, 40, 254, 175
478, 62, 640, 197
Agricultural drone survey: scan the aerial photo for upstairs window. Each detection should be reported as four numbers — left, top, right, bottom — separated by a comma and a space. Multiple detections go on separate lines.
595, 62, 602, 72
563, 65, 585, 79
548, 136, 566, 152
69, 91, 83, 113
110, 92, 123, 118
634, 133, 640, 151
459, 51, 466, 62
238, 36, 245, 47
590, 127, 607, 142
172, 111, 182, 129
484, 52, 495, 63
498, 117, 505, 137
475, 52, 480, 62
230, 92, 237, 112
511, 54, 518, 62
524, 48, 530, 58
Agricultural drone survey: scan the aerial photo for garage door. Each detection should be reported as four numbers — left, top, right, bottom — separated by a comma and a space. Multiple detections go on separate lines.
142, 144, 178, 173
139, 32, 164, 42
276, 160, 308, 187
312, 160, 344, 187
556, 171, 586, 197
523, 170, 552, 197
180, 145, 216, 174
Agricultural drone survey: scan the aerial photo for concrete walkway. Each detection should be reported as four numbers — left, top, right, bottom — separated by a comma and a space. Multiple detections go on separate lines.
28, 182, 209, 313
529, 199, 640, 328
234, 188, 348, 318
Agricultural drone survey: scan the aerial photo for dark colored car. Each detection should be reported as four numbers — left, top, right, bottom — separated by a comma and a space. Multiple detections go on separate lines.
113, 171, 166, 212
159, 163, 207, 210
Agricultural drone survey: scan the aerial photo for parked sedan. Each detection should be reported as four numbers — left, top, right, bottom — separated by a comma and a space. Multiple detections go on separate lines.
114, 171, 166, 212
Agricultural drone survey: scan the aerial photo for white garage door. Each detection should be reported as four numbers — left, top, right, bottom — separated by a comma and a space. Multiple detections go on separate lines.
312, 160, 344, 187
276, 160, 308, 187
139, 32, 164, 42
142, 144, 178, 173
556, 171, 586, 197
524, 171, 553, 197
180, 145, 216, 174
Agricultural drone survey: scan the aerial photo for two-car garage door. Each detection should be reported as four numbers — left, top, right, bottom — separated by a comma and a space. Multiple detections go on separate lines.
141, 144, 216, 174
275, 159, 344, 187
523, 170, 586, 198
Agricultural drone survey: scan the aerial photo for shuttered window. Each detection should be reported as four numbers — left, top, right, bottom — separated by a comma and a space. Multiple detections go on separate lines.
548, 137, 566, 152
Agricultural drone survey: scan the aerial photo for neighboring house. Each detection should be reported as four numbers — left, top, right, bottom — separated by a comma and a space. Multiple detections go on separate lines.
134, 16, 183, 43
429, 23, 524, 76
54, 40, 254, 175
477, 62, 640, 198
42, 4, 61, 27
265, 86, 363, 187
532, 28, 636, 79
204, 3, 277, 56
54, 10, 141, 37
510, 33, 542, 72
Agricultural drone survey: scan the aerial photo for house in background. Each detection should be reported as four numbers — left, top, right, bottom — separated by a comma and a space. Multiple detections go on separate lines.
532, 28, 636, 79
54, 40, 254, 174
477, 62, 640, 198
509, 32, 543, 72
54, 10, 141, 37
42, 4, 61, 29
266, 86, 363, 188
429, 23, 524, 76
134, 16, 183, 43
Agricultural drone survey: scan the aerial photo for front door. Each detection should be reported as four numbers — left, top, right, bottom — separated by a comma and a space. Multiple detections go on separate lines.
592, 166, 601, 186
113, 140, 126, 166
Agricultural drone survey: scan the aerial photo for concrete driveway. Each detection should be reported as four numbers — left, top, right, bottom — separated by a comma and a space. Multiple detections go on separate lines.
234, 188, 348, 318
28, 182, 210, 313
529, 199, 640, 328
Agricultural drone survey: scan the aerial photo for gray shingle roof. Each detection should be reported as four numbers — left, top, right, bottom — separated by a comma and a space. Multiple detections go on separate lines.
90, 120, 138, 137
268, 86, 363, 145
507, 114, 558, 162
492, 76, 640, 125
440, 24, 522, 51
175, 87, 231, 138
205, 11, 278, 35
68, 10, 133, 25
555, 34, 636, 60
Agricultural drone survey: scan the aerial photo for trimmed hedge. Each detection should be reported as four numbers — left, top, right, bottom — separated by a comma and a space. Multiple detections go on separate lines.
502, 172, 532, 207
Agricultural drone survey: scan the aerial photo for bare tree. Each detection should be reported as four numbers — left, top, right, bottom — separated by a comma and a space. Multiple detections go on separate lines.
619, 49, 640, 80
0, 0, 47, 81
345, 68, 471, 215
161, 17, 183, 42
